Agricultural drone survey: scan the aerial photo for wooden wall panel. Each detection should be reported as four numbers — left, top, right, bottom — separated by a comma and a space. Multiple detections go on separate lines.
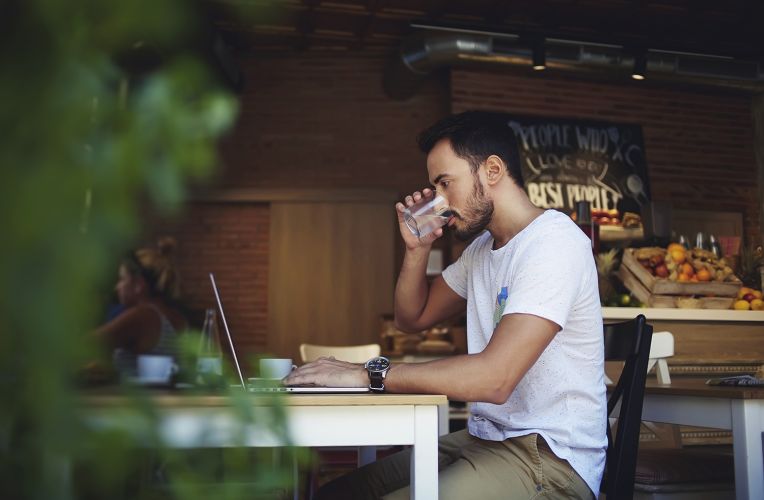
268, 200, 395, 361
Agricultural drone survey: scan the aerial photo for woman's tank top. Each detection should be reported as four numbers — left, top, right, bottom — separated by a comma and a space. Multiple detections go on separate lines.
113, 304, 181, 378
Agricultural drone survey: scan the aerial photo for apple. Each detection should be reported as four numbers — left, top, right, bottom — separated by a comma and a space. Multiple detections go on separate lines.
743, 293, 756, 302
655, 264, 669, 278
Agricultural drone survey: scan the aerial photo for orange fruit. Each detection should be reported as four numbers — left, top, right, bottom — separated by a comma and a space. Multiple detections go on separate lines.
681, 263, 694, 276
751, 299, 764, 311
677, 273, 690, 282
696, 269, 711, 281
667, 243, 685, 253
733, 299, 751, 310
670, 249, 686, 264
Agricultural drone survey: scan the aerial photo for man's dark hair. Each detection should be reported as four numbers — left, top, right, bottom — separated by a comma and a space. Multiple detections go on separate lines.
417, 110, 524, 188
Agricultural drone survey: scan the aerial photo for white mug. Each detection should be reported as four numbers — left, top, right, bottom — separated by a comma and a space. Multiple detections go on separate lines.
260, 358, 296, 379
137, 355, 177, 383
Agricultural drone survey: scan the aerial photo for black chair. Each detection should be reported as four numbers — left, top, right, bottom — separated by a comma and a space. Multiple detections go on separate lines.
602, 314, 653, 500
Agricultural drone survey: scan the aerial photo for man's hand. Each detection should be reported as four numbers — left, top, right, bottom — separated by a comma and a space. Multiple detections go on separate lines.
396, 188, 445, 251
283, 357, 368, 388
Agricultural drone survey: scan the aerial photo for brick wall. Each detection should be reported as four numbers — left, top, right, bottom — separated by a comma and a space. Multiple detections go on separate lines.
451, 69, 760, 241
150, 202, 270, 360
217, 51, 449, 194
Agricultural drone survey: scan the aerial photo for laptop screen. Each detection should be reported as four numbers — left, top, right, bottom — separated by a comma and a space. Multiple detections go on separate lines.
209, 272, 369, 394
209, 273, 247, 389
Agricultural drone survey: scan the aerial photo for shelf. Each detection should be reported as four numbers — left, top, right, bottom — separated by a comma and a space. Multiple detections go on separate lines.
599, 225, 644, 242
602, 307, 764, 322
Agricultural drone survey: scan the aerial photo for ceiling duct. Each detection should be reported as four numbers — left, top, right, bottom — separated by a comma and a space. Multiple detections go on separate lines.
383, 30, 764, 100
383, 33, 496, 100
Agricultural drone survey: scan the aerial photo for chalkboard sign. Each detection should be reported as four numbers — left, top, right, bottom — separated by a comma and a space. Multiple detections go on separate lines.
504, 115, 650, 214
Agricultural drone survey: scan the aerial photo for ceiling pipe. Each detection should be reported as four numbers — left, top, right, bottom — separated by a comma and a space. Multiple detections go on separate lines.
383, 30, 764, 100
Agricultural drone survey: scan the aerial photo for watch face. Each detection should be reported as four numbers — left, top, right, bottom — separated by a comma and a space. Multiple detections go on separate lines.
366, 357, 390, 372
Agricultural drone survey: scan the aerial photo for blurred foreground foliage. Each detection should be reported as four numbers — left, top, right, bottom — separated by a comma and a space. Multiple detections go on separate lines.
0, 1, 300, 498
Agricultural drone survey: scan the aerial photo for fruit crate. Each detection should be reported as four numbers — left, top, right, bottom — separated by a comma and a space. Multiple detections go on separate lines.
617, 265, 735, 309
621, 248, 741, 297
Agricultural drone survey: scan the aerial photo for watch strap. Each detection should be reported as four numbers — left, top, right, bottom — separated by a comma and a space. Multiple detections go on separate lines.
368, 371, 385, 392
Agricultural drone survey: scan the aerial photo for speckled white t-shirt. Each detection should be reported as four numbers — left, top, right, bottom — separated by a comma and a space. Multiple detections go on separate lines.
442, 209, 606, 496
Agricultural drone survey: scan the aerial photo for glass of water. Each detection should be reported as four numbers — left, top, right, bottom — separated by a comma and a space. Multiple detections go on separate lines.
403, 194, 453, 238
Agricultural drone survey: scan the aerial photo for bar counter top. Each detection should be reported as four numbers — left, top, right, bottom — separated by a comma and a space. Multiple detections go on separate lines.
602, 307, 764, 322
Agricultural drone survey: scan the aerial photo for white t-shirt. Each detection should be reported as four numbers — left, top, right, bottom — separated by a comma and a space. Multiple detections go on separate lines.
441, 209, 606, 496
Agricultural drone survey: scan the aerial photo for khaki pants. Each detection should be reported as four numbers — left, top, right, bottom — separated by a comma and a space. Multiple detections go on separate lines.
315, 430, 593, 500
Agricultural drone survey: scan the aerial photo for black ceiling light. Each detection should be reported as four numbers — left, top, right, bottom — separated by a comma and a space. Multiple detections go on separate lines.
532, 39, 546, 71
632, 51, 647, 80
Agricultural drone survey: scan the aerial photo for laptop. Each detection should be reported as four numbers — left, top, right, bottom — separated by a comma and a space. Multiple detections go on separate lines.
209, 273, 369, 394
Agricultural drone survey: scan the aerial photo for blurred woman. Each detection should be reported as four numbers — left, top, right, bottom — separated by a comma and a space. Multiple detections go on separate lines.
95, 237, 187, 377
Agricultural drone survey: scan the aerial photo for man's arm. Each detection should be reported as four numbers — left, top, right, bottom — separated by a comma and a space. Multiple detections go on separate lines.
385, 313, 559, 403
393, 188, 465, 332
394, 250, 465, 332
285, 312, 559, 404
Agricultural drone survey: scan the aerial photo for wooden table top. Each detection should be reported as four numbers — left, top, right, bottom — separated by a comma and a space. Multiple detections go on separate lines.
644, 377, 764, 399
81, 390, 447, 408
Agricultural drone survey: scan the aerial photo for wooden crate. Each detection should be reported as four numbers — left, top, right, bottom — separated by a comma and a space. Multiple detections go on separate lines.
617, 265, 735, 309
621, 248, 741, 297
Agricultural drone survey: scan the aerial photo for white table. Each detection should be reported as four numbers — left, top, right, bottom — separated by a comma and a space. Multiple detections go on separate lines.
639, 379, 764, 500
83, 392, 446, 500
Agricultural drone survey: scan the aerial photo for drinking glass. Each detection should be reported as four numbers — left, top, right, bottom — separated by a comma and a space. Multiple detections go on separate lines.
403, 194, 452, 238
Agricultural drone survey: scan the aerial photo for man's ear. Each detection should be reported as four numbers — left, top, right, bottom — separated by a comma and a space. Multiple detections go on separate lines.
484, 155, 505, 186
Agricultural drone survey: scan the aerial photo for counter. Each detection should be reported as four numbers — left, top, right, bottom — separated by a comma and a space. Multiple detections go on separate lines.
602, 307, 764, 322
603, 307, 764, 374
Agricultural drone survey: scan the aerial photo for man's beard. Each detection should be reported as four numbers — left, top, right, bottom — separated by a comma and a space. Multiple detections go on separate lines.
452, 176, 494, 241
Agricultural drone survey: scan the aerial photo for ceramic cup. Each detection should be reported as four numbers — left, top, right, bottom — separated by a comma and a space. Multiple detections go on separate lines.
260, 358, 296, 379
137, 354, 177, 383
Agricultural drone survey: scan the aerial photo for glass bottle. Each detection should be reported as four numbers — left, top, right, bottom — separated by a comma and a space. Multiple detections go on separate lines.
575, 200, 600, 254
197, 308, 223, 383
709, 234, 722, 257
678, 234, 689, 249
695, 232, 708, 251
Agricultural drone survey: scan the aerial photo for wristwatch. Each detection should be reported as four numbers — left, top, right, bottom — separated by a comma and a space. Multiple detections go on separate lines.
364, 356, 391, 392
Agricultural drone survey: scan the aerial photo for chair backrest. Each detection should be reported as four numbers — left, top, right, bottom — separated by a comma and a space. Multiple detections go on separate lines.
299, 343, 381, 364
602, 314, 653, 500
